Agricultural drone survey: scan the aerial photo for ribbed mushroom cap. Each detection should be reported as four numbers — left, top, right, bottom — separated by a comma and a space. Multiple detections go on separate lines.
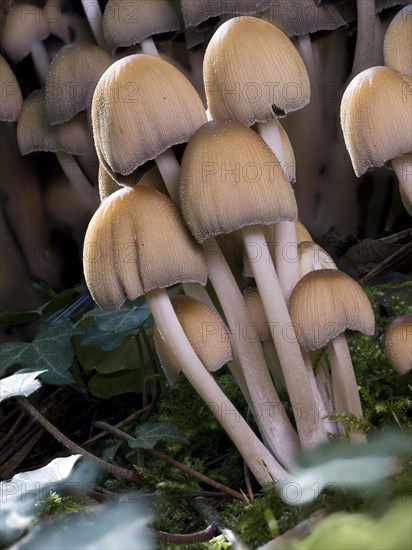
265, 0, 347, 36
154, 295, 232, 382
289, 269, 375, 350
385, 313, 412, 375
296, 220, 313, 244
1, 3, 49, 62
0, 55, 23, 121
45, 42, 113, 125
340, 66, 412, 177
376, 0, 410, 13
204, 17, 310, 125
103, 0, 180, 53
180, 120, 297, 243
242, 286, 271, 342
384, 4, 412, 77
92, 54, 207, 179
98, 164, 121, 202
83, 185, 207, 310
99, 163, 167, 202
17, 90, 91, 155
180, 0, 270, 28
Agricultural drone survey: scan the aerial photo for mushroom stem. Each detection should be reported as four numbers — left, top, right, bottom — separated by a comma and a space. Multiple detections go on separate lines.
241, 226, 329, 447
140, 37, 159, 56
328, 333, 366, 442
262, 340, 286, 390
146, 287, 287, 484
30, 42, 50, 85
297, 34, 316, 85
56, 152, 99, 210
81, 0, 107, 49
154, 149, 181, 204
391, 154, 412, 216
351, 0, 376, 78
204, 237, 300, 468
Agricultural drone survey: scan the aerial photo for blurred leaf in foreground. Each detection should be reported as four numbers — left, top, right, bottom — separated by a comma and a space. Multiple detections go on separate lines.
0, 370, 45, 402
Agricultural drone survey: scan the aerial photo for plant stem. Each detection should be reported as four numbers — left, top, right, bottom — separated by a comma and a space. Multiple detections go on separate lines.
94, 420, 245, 500
146, 287, 287, 485
16, 397, 141, 481
81, 0, 107, 49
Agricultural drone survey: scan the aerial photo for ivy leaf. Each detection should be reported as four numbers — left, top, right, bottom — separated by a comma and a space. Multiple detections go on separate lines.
79, 305, 150, 351
0, 310, 40, 327
0, 370, 45, 402
129, 421, 189, 449
0, 320, 75, 385
0, 342, 31, 376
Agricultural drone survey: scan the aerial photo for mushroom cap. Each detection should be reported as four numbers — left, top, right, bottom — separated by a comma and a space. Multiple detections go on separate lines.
180, 0, 270, 28
204, 16, 310, 125
376, 0, 410, 13
340, 66, 412, 177
154, 295, 232, 383
289, 269, 375, 350
98, 164, 122, 202
296, 220, 313, 244
17, 89, 91, 155
92, 54, 207, 179
384, 4, 412, 77
180, 119, 297, 243
0, 54, 23, 121
385, 313, 412, 375
83, 185, 207, 310
1, 3, 49, 62
242, 286, 271, 342
45, 41, 113, 125
264, 0, 347, 36
103, 0, 181, 53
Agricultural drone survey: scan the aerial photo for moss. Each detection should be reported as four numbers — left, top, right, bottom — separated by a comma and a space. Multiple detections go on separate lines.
42, 492, 84, 516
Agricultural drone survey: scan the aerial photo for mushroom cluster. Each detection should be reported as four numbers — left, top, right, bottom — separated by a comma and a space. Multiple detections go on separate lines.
1, 1, 410, 486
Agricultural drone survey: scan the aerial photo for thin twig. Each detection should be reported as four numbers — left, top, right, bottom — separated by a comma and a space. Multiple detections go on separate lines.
149, 525, 218, 544
94, 421, 245, 501
360, 242, 412, 284
195, 497, 248, 549
0, 430, 43, 480
16, 397, 141, 481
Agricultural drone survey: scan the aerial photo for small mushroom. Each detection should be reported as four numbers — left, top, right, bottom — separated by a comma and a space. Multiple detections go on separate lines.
289, 269, 375, 440
385, 314, 412, 375
383, 4, 412, 77
0, 55, 23, 121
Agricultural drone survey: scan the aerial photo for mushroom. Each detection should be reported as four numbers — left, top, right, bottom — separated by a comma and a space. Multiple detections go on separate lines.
289, 269, 375, 440
83, 184, 286, 485
154, 295, 232, 383
0, 55, 23, 122
383, 4, 412, 77
180, 119, 328, 448
91, 54, 207, 201
103, 0, 180, 55
340, 66, 412, 215
45, 41, 113, 125
385, 314, 412, 375
204, 16, 310, 300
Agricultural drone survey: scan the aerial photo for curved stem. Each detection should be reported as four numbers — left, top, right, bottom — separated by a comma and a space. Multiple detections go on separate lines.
146, 288, 287, 485
140, 37, 159, 56
155, 149, 181, 204
241, 226, 328, 448
351, 0, 376, 78
81, 0, 107, 49
204, 237, 300, 469
328, 334, 366, 442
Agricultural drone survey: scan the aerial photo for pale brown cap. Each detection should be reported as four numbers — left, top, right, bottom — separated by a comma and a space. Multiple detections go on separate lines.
296, 220, 313, 244
180, 120, 297, 243
376, 0, 410, 13
204, 17, 310, 125
264, 0, 347, 36
103, 0, 181, 53
289, 269, 375, 350
385, 313, 412, 375
298, 241, 337, 278
92, 54, 207, 180
45, 42, 113, 125
1, 3, 49, 62
340, 66, 412, 177
83, 185, 207, 310
384, 4, 412, 77
0, 55, 23, 121
98, 164, 122, 202
17, 90, 91, 155
242, 286, 271, 342
154, 295, 232, 383
180, 0, 270, 28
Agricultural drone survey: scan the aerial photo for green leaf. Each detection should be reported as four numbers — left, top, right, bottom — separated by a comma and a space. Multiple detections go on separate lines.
0, 320, 76, 385
95, 338, 139, 374
40, 285, 84, 318
80, 302, 150, 333
0, 342, 31, 376
88, 370, 144, 398
0, 310, 40, 327
129, 421, 189, 449
0, 370, 45, 402
81, 325, 132, 351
